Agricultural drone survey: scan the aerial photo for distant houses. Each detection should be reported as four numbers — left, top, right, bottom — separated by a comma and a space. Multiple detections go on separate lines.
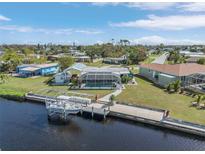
179, 50, 205, 63
139, 63, 205, 88
103, 55, 127, 65
16, 63, 59, 77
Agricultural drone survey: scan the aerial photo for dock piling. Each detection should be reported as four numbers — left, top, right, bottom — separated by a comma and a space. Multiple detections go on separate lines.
104, 109, 106, 120
92, 106, 94, 118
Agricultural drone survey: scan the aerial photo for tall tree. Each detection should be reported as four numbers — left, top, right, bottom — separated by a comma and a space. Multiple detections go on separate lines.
58, 56, 74, 70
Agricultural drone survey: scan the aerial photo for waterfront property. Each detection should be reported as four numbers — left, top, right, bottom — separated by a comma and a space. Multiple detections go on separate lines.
16, 63, 59, 77
139, 63, 205, 88
79, 67, 131, 89
53, 63, 132, 89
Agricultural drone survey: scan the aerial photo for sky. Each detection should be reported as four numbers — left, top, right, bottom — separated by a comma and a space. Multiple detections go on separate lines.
1, 2, 205, 45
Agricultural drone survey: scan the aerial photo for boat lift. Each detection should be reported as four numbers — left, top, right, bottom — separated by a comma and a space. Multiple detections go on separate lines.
45, 96, 110, 121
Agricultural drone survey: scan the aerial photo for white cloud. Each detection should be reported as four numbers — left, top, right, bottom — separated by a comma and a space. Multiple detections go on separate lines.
91, 2, 120, 6
178, 3, 205, 12
74, 30, 103, 34
0, 25, 103, 35
110, 14, 205, 30
92, 2, 176, 10
0, 14, 11, 21
0, 25, 32, 32
126, 2, 176, 10
131, 35, 205, 45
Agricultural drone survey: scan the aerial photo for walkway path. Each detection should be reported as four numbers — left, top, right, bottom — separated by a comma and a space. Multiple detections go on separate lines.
110, 104, 164, 121
152, 52, 169, 64
98, 88, 122, 102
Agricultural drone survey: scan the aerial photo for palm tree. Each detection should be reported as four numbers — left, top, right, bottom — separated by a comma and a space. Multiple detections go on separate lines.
196, 95, 202, 105
108, 95, 115, 111
173, 80, 181, 92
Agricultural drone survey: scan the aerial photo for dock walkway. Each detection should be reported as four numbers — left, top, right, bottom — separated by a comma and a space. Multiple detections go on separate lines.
82, 103, 109, 117
110, 104, 164, 122
25, 93, 205, 137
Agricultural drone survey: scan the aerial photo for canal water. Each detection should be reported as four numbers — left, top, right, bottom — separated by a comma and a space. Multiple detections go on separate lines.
0, 98, 205, 151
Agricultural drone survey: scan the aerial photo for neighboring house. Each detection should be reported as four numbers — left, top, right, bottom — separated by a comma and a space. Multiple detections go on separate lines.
79, 67, 131, 89
186, 57, 201, 63
53, 63, 86, 85
74, 56, 91, 62
16, 63, 59, 77
54, 72, 71, 85
179, 50, 205, 58
139, 63, 205, 87
103, 55, 127, 65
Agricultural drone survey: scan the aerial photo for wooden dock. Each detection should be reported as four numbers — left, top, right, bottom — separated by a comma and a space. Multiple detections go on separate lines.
81, 103, 110, 119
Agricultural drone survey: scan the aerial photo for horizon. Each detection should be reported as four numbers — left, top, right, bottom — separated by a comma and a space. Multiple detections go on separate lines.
1, 2, 205, 45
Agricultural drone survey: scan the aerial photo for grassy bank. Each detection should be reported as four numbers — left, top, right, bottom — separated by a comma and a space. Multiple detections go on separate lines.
116, 77, 205, 125
0, 76, 112, 100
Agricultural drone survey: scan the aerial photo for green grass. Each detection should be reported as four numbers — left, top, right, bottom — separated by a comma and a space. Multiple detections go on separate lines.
0, 76, 112, 99
117, 77, 205, 125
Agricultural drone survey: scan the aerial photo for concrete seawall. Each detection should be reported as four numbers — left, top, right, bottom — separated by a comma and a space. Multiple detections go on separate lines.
25, 93, 205, 137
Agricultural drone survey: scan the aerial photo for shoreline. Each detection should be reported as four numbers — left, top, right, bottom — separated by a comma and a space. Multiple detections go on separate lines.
0, 94, 25, 102
2, 93, 205, 137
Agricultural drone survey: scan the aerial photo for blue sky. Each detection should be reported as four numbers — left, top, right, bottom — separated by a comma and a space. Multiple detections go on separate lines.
1, 2, 205, 45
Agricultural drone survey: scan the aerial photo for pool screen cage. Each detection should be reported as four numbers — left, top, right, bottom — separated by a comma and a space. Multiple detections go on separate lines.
183, 73, 205, 93
80, 72, 121, 87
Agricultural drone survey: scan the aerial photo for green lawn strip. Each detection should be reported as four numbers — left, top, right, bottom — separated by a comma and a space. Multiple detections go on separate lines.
0, 76, 112, 100
116, 77, 205, 125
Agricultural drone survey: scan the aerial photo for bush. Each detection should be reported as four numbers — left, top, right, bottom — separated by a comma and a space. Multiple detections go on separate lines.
121, 75, 132, 84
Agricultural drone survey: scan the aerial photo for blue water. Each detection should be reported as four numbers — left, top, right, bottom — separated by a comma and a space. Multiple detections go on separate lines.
0, 98, 205, 151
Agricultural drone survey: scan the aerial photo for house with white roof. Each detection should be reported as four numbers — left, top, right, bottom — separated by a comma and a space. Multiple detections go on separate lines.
16, 63, 59, 77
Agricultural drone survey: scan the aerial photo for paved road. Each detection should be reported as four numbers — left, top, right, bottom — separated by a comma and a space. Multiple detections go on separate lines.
152, 52, 169, 64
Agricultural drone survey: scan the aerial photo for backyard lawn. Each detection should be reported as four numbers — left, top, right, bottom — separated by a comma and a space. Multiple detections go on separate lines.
0, 76, 112, 99
116, 77, 205, 125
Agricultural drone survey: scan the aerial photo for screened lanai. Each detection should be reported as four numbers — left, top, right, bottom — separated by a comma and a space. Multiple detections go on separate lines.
79, 71, 121, 88
183, 73, 205, 93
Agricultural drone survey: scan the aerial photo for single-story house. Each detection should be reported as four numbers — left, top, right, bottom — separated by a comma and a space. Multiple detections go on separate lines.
179, 50, 205, 58
186, 57, 201, 63
53, 72, 71, 85
79, 67, 131, 89
16, 63, 59, 77
74, 56, 91, 62
103, 55, 127, 65
139, 63, 205, 87
53, 63, 86, 85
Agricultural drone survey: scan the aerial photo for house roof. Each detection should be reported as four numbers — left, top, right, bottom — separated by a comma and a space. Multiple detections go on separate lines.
140, 63, 205, 76
82, 67, 130, 74
21, 67, 40, 72
18, 63, 58, 69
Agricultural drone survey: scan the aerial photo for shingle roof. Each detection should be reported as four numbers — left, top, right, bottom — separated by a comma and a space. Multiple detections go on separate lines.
140, 63, 205, 76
